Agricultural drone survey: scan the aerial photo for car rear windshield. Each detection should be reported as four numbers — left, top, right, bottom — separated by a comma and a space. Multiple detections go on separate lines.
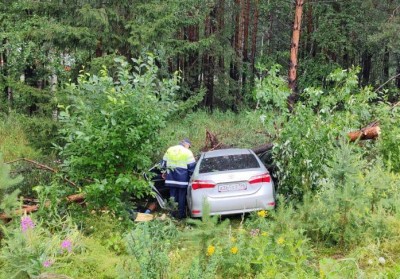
199, 154, 260, 173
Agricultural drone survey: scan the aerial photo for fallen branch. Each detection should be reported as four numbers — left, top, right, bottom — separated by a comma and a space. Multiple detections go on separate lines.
5, 158, 76, 187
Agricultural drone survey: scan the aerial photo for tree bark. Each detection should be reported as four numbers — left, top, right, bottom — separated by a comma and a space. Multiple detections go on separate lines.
288, 0, 305, 110
250, 0, 259, 72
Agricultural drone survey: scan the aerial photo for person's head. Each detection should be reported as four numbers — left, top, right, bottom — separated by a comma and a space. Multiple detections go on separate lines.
180, 138, 192, 149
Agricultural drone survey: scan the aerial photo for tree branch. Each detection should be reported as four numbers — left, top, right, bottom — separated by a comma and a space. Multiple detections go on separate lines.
5, 158, 76, 187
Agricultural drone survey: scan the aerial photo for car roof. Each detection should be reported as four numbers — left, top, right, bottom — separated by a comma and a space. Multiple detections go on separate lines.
202, 148, 253, 158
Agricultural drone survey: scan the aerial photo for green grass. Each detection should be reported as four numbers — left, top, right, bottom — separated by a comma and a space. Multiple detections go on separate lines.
0, 115, 39, 161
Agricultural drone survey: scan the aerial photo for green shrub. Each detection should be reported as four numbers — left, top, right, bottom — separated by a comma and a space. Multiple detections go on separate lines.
123, 220, 178, 279
57, 56, 179, 210
298, 142, 400, 248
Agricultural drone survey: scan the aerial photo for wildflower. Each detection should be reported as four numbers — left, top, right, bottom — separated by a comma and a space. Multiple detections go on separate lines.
250, 228, 260, 237
230, 246, 238, 255
378, 257, 386, 265
230, 237, 236, 243
261, 231, 268, 237
277, 236, 285, 245
206, 245, 215, 256
61, 239, 73, 252
21, 216, 35, 231
257, 210, 267, 218
42, 259, 53, 268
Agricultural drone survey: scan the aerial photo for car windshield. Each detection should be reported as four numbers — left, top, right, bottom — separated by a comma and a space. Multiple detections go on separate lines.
199, 154, 260, 173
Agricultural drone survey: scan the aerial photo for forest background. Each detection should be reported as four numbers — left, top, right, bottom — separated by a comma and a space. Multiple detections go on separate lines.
1, 0, 400, 278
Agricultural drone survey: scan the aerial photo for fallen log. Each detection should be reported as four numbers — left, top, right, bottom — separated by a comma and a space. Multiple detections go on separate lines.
66, 193, 85, 203
348, 124, 380, 142
0, 205, 39, 222
252, 143, 274, 155
0, 193, 85, 221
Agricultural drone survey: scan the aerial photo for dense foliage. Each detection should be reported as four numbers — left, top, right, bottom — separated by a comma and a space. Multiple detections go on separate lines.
57, 56, 178, 209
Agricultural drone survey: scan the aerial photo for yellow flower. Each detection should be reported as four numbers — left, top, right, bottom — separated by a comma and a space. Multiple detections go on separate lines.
230, 246, 239, 255
206, 245, 215, 256
257, 210, 267, 218
277, 237, 285, 245
261, 232, 268, 237
230, 237, 237, 243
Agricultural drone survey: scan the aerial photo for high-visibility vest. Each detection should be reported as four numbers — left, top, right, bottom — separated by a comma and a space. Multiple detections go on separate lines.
162, 144, 196, 188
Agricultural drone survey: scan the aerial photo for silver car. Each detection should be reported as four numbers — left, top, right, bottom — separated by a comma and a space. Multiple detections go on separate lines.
187, 148, 275, 217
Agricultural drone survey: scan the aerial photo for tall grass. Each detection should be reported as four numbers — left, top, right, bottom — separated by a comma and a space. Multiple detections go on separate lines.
0, 114, 39, 161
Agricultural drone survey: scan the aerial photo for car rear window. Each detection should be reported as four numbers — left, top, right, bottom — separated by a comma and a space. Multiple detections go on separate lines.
199, 154, 260, 173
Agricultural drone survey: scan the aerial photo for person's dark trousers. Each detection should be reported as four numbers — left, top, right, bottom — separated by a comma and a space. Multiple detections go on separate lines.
170, 187, 187, 219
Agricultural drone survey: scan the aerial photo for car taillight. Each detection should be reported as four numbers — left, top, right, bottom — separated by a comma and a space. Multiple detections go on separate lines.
192, 180, 216, 190
249, 173, 271, 184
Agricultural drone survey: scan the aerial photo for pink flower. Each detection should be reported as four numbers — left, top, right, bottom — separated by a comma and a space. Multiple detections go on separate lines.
61, 239, 72, 252
43, 259, 53, 268
21, 216, 35, 231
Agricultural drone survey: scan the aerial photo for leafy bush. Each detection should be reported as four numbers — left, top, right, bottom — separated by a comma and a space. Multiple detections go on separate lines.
57, 56, 179, 209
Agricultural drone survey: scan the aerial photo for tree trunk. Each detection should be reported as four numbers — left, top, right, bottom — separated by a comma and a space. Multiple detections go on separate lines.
50, 73, 58, 120
306, 1, 314, 57
288, 0, 305, 109
217, 0, 225, 70
203, 6, 217, 110
397, 55, 400, 89
242, 0, 250, 63
250, 0, 259, 72
383, 47, 389, 82
230, 0, 244, 110
96, 38, 103, 57
361, 51, 372, 86
184, 23, 200, 93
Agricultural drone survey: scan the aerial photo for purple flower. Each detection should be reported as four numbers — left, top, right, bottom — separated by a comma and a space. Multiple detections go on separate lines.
21, 216, 35, 231
61, 239, 72, 252
43, 259, 53, 268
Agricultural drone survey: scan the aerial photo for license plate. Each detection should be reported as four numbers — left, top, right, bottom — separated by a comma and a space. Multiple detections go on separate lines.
218, 183, 247, 192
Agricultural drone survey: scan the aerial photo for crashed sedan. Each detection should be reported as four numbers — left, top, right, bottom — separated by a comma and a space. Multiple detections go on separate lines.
187, 148, 275, 217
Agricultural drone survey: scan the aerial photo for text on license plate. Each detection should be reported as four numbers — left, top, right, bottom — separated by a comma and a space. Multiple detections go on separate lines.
218, 183, 247, 192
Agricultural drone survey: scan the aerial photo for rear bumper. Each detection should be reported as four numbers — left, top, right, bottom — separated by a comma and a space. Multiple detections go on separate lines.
188, 186, 275, 217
